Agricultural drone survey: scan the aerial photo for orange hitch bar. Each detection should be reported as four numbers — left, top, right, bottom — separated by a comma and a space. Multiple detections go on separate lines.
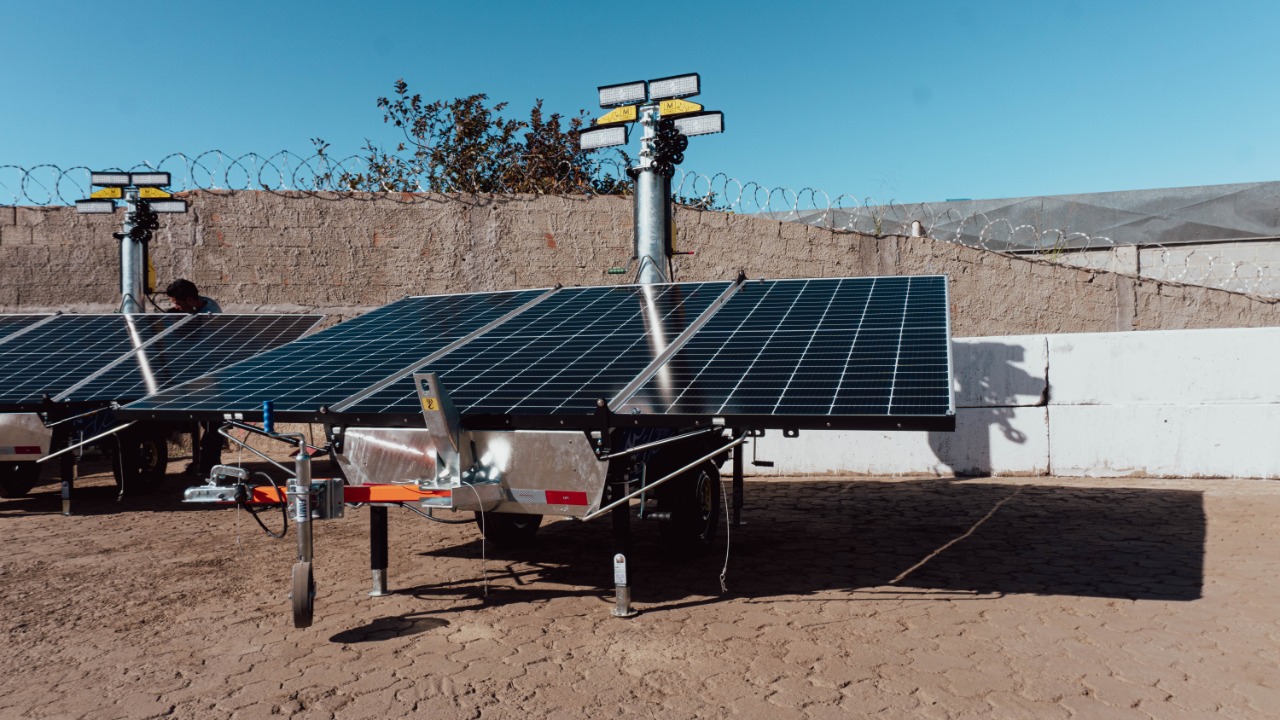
244, 483, 450, 505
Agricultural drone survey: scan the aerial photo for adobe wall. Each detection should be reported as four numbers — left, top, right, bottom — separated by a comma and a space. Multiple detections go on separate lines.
1, 192, 1276, 334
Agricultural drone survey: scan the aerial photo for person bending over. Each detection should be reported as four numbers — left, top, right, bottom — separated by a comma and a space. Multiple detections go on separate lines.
164, 279, 222, 314
163, 278, 223, 475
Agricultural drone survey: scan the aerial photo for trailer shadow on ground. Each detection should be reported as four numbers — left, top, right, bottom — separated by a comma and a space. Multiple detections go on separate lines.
400, 478, 1205, 613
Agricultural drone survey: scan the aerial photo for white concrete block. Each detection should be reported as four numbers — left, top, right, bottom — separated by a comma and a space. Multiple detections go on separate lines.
1049, 404, 1280, 478
1047, 327, 1280, 405
952, 336, 1047, 408
747, 407, 1049, 477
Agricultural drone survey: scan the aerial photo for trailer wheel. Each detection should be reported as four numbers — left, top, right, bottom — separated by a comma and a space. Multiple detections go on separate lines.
291, 561, 314, 629
657, 462, 721, 551
111, 428, 169, 496
0, 461, 40, 499
474, 512, 542, 548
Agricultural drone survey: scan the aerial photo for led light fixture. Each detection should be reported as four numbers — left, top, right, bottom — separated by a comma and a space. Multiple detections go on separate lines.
90, 171, 131, 187
75, 199, 118, 214
648, 73, 700, 101
598, 80, 647, 108
671, 111, 724, 137
580, 125, 630, 150
146, 199, 189, 213
129, 171, 170, 187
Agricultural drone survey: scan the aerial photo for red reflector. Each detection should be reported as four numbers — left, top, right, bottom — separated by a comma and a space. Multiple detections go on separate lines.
15, 446, 41, 455
546, 491, 588, 506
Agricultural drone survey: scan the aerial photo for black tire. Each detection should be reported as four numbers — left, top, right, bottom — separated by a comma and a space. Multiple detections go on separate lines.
657, 462, 721, 552
0, 461, 41, 499
111, 428, 169, 496
291, 561, 315, 629
474, 512, 543, 548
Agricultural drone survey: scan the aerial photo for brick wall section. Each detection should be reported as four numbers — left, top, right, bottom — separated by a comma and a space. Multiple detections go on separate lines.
1, 191, 1276, 334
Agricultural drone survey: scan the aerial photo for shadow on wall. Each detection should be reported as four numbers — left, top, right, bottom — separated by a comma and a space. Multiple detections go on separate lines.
928, 341, 1048, 476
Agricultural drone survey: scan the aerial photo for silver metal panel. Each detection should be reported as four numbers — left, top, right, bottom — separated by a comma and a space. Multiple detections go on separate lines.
0, 413, 53, 461
335, 427, 438, 487
465, 430, 609, 517
337, 428, 608, 518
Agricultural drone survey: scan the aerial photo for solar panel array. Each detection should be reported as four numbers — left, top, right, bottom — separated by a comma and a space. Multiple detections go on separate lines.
0, 314, 184, 409
119, 276, 952, 430
123, 290, 545, 419
340, 282, 730, 421
615, 276, 951, 420
59, 314, 322, 404
0, 313, 322, 412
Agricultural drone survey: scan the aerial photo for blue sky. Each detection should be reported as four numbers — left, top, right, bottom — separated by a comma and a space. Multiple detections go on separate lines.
2, 0, 1276, 204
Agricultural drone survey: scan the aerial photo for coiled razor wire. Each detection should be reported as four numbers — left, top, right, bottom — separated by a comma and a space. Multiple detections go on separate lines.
1, 153, 1276, 298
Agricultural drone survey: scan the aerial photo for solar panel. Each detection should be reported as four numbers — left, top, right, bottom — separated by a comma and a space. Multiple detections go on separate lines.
338, 282, 732, 424
117, 276, 953, 432
0, 314, 186, 410
614, 276, 953, 429
57, 314, 323, 404
0, 315, 52, 344
122, 290, 547, 421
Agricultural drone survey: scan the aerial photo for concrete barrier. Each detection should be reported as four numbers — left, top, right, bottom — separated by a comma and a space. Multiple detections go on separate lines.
749, 327, 1280, 479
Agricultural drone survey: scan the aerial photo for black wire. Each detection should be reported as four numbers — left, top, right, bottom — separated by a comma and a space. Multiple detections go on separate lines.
112, 433, 126, 502
242, 471, 288, 539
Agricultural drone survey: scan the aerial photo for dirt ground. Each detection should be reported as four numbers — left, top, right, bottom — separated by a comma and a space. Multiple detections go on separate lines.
1, 450, 1278, 719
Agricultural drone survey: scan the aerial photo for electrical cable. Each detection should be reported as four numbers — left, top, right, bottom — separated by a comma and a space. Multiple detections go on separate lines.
719, 477, 732, 593
465, 483, 489, 597
112, 433, 125, 501
241, 471, 288, 539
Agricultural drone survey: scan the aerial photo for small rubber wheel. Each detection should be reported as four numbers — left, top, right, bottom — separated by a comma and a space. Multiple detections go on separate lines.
291, 561, 315, 629
111, 428, 169, 496
657, 462, 721, 552
474, 512, 542, 548
0, 461, 41, 499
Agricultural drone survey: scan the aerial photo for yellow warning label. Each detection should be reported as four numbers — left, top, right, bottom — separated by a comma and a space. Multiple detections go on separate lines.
89, 187, 122, 199
421, 397, 440, 412
659, 99, 703, 116
596, 105, 637, 125
139, 187, 172, 198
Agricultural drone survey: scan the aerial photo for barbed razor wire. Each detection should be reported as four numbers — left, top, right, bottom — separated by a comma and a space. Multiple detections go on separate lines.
2, 153, 1277, 298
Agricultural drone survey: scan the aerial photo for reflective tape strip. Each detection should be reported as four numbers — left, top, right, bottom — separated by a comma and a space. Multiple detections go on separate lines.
508, 489, 589, 506
546, 491, 589, 506
510, 489, 547, 505
0, 446, 41, 455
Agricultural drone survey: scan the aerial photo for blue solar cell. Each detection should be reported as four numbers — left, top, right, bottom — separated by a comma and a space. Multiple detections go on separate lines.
0, 315, 50, 344
340, 282, 731, 419
60, 314, 322, 404
124, 290, 545, 418
0, 314, 183, 408
615, 276, 952, 419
